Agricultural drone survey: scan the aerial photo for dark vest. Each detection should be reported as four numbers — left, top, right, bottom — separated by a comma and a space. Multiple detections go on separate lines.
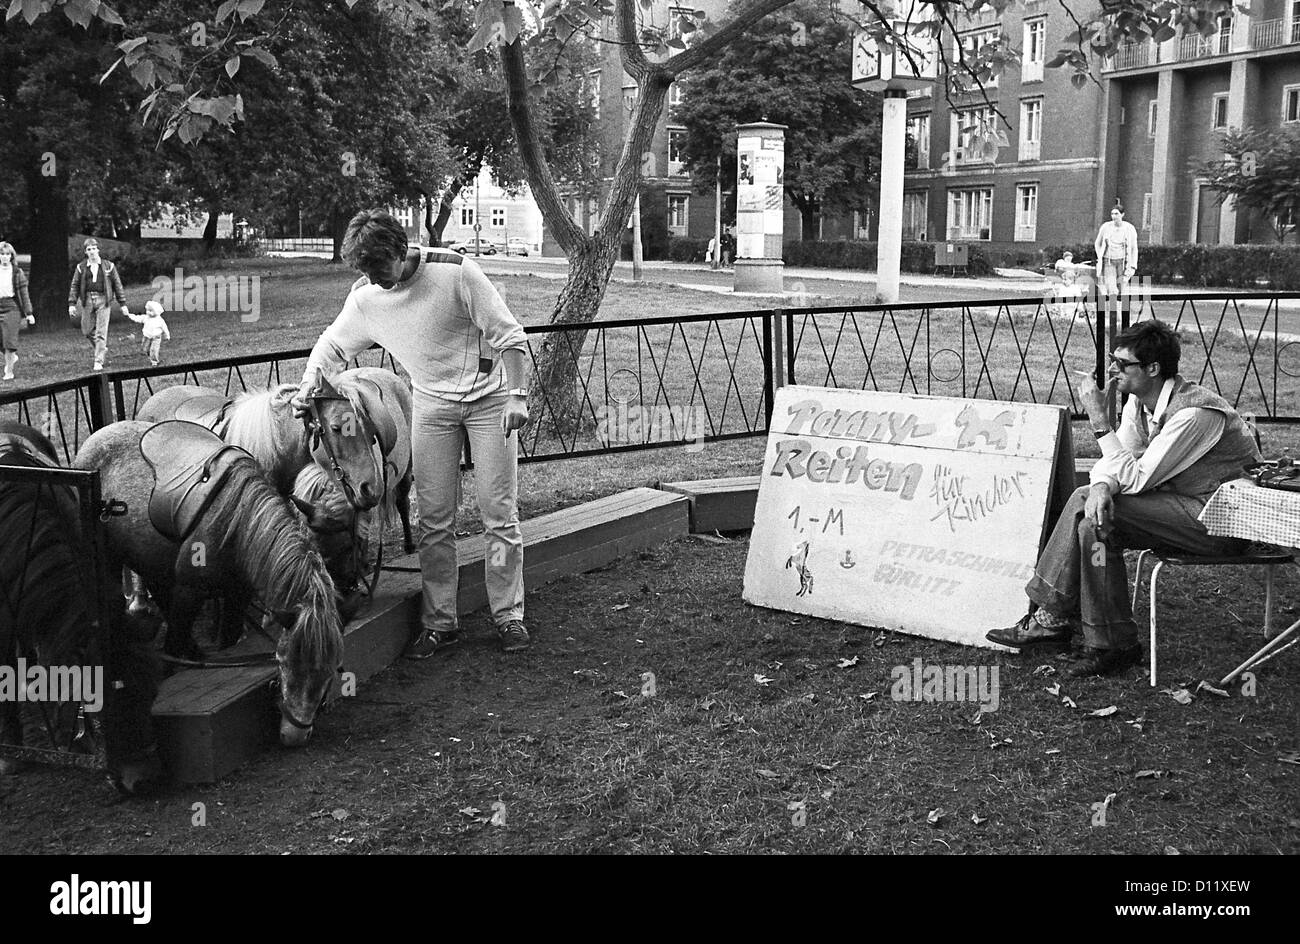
1136, 378, 1260, 500
86, 263, 107, 295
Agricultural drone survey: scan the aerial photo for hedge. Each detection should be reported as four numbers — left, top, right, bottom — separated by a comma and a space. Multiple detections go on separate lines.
1040, 243, 1300, 290
782, 240, 995, 277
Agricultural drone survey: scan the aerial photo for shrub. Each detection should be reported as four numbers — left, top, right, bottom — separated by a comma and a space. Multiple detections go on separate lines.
667, 237, 710, 263
781, 240, 995, 276
1040, 243, 1300, 289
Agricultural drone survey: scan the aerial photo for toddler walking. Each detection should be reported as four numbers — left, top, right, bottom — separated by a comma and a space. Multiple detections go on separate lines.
128, 300, 171, 366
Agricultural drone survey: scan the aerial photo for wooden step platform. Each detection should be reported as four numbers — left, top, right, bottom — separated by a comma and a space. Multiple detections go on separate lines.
151, 487, 689, 783
660, 476, 760, 533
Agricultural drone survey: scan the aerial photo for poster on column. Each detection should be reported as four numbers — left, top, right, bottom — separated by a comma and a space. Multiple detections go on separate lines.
737, 149, 760, 211
742, 386, 1075, 648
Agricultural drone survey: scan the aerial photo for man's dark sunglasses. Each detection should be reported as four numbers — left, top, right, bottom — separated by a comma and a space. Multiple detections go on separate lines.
1108, 355, 1145, 371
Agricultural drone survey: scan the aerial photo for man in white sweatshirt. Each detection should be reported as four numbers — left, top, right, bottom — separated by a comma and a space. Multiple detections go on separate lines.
292, 209, 532, 657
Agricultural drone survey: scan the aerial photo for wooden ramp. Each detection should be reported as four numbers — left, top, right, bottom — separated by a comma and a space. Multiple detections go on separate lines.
152, 487, 689, 783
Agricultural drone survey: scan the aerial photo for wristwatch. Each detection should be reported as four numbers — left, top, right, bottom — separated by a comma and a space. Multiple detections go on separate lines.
506, 388, 529, 398
1093, 426, 1112, 439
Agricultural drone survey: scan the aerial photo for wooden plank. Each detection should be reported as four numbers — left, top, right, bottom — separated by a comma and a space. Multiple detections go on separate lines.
152, 487, 689, 783
661, 476, 760, 533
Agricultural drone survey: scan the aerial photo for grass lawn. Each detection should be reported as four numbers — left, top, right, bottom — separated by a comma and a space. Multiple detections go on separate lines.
1, 257, 1297, 853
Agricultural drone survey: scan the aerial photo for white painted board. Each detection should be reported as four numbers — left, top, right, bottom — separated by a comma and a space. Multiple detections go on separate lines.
742, 386, 1070, 648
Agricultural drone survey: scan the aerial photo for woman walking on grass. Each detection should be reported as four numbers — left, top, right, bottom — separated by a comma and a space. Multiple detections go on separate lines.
0, 242, 35, 381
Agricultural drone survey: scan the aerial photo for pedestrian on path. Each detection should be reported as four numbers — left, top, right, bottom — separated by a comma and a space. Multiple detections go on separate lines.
67, 237, 130, 371
0, 241, 34, 381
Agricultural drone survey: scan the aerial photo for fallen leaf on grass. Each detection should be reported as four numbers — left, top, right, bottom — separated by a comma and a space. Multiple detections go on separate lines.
332, 836, 355, 845
1126, 717, 1145, 732
970, 709, 984, 725
611, 603, 630, 611
755, 768, 780, 779
457, 807, 481, 818
800, 692, 817, 703
813, 761, 841, 772
926, 808, 945, 825
1195, 680, 1230, 698
1045, 683, 1062, 696
1161, 687, 1194, 705
754, 674, 774, 686
837, 655, 860, 669
821, 789, 833, 799
1045, 749, 1062, 755
1061, 695, 1077, 710
573, 668, 601, 680
1164, 845, 1181, 855
859, 691, 878, 701
1032, 664, 1057, 677
699, 698, 718, 711
971, 814, 987, 825
1135, 769, 1167, 779
1278, 752, 1300, 766
331, 809, 348, 821
1086, 705, 1119, 718
872, 631, 887, 648
612, 690, 629, 700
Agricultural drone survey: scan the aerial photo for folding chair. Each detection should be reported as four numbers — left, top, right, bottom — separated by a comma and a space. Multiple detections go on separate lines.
1131, 548, 1295, 686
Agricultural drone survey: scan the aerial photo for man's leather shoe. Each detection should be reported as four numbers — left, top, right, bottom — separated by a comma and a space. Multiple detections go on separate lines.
1065, 645, 1142, 678
986, 613, 1073, 649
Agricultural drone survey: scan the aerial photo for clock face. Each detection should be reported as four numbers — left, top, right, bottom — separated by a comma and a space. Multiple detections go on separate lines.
852, 31, 875, 80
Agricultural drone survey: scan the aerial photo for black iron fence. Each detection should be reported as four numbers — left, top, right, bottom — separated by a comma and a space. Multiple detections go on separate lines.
3, 291, 1298, 467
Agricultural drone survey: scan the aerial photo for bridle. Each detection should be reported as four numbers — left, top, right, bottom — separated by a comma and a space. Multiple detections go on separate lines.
305, 393, 363, 509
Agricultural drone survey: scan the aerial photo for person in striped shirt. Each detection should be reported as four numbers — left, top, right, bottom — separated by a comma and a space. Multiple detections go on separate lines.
292, 209, 532, 657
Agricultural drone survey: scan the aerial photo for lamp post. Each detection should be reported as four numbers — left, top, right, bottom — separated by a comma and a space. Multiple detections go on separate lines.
851, 7, 938, 304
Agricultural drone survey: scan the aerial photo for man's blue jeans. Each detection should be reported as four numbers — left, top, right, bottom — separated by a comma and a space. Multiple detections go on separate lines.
1025, 485, 1249, 649
411, 390, 523, 635
80, 292, 111, 365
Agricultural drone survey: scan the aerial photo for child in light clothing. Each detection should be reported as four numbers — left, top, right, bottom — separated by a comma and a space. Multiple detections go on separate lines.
128, 300, 171, 366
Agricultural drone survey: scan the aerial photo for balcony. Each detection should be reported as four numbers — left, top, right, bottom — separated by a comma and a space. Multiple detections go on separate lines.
1108, 16, 1300, 70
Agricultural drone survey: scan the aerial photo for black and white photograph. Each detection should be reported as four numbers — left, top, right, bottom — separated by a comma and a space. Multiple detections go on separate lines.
0, 0, 1296, 891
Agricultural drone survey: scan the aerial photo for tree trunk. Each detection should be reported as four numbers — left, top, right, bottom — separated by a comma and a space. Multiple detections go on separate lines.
25, 165, 72, 329
201, 204, 220, 257
431, 178, 465, 247
329, 205, 347, 263
529, 237, 620, 439
798, 200, 821, 241
423, 193, 436, 245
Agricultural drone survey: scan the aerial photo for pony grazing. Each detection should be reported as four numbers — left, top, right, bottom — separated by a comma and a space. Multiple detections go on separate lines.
75, 420, 344, 747
138, 382, 382, 511
0, 421, 163, 793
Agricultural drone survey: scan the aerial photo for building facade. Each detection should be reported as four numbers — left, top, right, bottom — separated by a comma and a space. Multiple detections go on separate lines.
1101, 0, 1300, 244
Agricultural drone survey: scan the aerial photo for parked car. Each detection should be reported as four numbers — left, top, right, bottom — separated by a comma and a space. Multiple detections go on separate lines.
447, 237, 498, 255
505, 238, 531, 257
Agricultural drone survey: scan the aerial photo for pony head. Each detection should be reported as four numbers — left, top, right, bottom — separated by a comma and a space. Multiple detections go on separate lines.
297, 384, 383, 512
271, 545, 345, 747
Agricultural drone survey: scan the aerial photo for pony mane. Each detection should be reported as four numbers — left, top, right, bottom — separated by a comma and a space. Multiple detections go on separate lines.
223, 386, 297, 471
337, 383, 394, 534
204, 461, 342, 664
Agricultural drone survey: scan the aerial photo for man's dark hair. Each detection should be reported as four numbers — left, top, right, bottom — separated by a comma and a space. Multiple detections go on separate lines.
1113, 319, 1180, 378
341, 210, 407, 272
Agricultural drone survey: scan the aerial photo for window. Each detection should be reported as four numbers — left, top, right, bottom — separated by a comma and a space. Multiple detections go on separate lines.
903, 192, 928, 241
955, 26, 1000, 87
669, 6, 702, 47
668, 83, 685, 107
949, 106, 995, 165
907, 114, 931, 169
1019, 99, 1042, 161
588, 69, 601, 119
668, 127, 687, 174
623, 79, 638, 115
1212, 93, 1229, 129
1148, 99, 1158, 137
491, 207, 507, 228
1022, 18, 1046, 82
1119, 106, 1127, 125
947, 187, 993, 240
1141, 192, 1153, 231
1285, 85, 1300, 123
667, 194, 689, 236
1015, 183, 1038, 241
852, 209, 871, 239
459, 207, 475, 227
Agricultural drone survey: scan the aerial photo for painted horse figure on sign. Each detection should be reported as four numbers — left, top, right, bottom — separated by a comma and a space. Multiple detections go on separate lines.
137, 379, 382, 510
74, 420, 344, 746
0, 422, 163, 793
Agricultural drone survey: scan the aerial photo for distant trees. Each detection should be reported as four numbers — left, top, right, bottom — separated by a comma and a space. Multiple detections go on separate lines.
1196, 125, 1300, 243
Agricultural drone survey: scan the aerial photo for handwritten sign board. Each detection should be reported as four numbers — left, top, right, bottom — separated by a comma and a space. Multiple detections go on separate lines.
742, 386, 1074, 648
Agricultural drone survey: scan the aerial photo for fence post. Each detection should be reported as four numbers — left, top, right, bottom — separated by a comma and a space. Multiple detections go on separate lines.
88, 372, 115, 430
785, 309, 796, 386
764, 311, 777, 431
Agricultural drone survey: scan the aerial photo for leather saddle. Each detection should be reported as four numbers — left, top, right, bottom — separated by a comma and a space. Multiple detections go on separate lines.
174, 392, 235, 431
139, 421, 252, 543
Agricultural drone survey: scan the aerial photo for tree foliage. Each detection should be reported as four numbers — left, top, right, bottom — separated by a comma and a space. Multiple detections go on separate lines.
1195, 125, 1300, 243
674, 1, 880, 237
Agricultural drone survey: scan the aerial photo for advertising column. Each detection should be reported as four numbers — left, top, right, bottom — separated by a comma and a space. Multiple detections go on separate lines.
734, 121, 786, 294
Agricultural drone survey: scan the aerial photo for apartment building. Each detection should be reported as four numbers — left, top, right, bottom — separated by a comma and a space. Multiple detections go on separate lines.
1102, 0, 1300, 244
903, 0, 1106, 250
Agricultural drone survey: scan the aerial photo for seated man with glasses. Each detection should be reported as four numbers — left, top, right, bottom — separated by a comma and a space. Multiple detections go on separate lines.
986, 319, 1260, 677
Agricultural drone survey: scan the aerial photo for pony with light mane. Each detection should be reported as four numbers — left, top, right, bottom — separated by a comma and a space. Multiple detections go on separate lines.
75, 421, 344, 747
138, 382, 382, 510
